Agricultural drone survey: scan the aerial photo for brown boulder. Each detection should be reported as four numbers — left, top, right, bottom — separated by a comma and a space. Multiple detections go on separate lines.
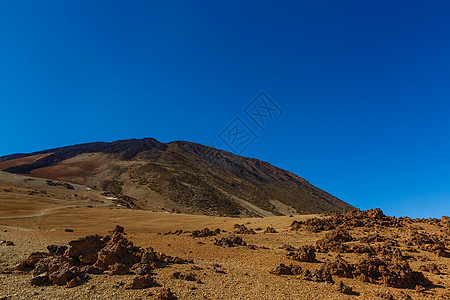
128, 274, 156, 289
30, 273, 49, 286
48, 265, 80, 286
65, 234, 103, 263
94, 232, 140, 268
264, 227, 278, 233
287, 245, 316, 262
191, 228, 219, 237
107, 263, 129, 275
47, 245, 68, 256
80, 265, 104, 274
33, 256, 73, 276
322, 255, 354, 278
303, 267, 333, 283
333, 281, 353, 295
171, 271, 197, 281
214, 235, 246, 247
353, 257, 431, 288
270, 264, 292, 275
154, 288, 177, 300
26, 252, 50, 267
233, 224, 255, 234
316, 228, 353, 252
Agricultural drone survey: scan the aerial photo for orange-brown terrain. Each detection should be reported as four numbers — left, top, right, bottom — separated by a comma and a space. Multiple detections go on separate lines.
0, 140, 449, 299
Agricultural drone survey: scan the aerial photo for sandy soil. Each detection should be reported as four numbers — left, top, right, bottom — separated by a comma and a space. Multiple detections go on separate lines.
0, 173, 449, 299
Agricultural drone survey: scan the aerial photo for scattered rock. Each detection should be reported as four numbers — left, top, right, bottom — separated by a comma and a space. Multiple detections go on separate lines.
302, 267, 334, 283
47, 245, 68, 256
360, 233, 384, 243
65, 234, 103, 264
316, 228, 353, 252
20, 227, 188, 288
154, 288, 176, 300
233, 224, 255, 234
321, 255, 354, 278
264, 227, 277, 233
171, 271, 196, 281
0, 241, 14, 246
128, 274, 156, 289
291, 208, 402, 233
162, 230, 183, 236
191, 228, 220, 237
271, 254, 432, 289
48, 265, 81, 286
214, 235, 246, 247
333, 281, 353, 295
286, 245, 316, 262
353, 257, 431, 288
270, 264, 294, 275
291, 218, 335, 232
80, 265, 104, 274
280, 244, 296, 251
26, 252, 50, 267
107, 263, 129, 275
111, 225, 124, 234
135, 265, 153, 275
30, 273, 49, 286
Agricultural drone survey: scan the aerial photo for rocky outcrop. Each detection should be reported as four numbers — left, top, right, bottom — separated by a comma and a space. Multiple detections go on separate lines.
20, 226, 189, 288
286, 245, 316, 262
214, 235, 246, 247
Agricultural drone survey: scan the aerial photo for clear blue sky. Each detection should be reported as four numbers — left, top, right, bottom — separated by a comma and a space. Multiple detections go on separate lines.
1, 1, 449, 218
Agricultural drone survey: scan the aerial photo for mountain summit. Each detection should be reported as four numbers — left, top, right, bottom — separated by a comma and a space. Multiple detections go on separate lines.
0, 138, 353, 217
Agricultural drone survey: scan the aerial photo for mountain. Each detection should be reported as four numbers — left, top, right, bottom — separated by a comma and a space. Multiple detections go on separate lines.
0, 138, 353, 217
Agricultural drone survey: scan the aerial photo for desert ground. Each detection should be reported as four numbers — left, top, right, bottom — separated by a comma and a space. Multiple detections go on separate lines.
0, 172, 449, 299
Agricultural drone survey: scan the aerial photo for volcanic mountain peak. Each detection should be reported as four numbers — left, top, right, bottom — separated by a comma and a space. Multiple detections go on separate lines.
0, 138, 353, 217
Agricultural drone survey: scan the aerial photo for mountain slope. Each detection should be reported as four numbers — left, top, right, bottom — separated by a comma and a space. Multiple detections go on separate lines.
0, 138, 353, 217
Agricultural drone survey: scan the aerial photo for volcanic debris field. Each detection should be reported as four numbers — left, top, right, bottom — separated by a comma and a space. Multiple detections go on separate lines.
1, 208, 449, 299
